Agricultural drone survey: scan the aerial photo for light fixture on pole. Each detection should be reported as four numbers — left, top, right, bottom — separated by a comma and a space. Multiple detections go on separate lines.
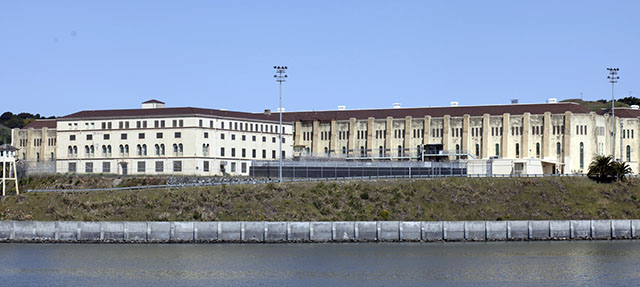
607, 67, 619, 160
273, 66, 288, 183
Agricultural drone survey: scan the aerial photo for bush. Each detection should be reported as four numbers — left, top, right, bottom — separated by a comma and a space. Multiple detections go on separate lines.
359, 192, 369, 200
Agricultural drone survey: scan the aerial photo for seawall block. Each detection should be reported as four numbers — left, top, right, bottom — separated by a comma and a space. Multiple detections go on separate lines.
486, 221, 507, 240
401, 222, 421, 241
125, 222, 147, 241
310, 222, 332, 242
102, 222, 124, 241
507, 221, 529, 240
194, 222, 217, 241
465, 221, 486, 241
79, 222, 101, 241
444, 221, 465, 241
220, 222, 242, 241
550, 220, 570, 239
289, 222, 309, 241
379, 221, 400, 241
612, 220, 631, 239
34, 221, 54, 240
356, 221, 377, 241
0, 221, 12, 240
244, 222, 264, 242
57, 222, 79, 241
592, 220, 611, 239
423, 221, 443, 241
529, 221, 550, 239
334, 222, 355, 241
570, 220, 590, 239
172, 222, 194, 241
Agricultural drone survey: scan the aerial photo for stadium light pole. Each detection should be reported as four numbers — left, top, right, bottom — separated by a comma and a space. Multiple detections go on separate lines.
607, 68, 619, 161
274, 66, 288, 183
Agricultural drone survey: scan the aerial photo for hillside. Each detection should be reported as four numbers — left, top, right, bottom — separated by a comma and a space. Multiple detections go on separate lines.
1, 176, 639, 221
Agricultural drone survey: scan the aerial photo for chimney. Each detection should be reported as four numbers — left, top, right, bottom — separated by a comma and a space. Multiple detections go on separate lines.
264, 109, 271, 115
547, 98, 558, 103
392, 103, 401, 109
337, 105, 346, 110
450, 101, 459, 107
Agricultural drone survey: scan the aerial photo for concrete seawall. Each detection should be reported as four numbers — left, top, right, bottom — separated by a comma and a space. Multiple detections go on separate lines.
0, 220, 638, 243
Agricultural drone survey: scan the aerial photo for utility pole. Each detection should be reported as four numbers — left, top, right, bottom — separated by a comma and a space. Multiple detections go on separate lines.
273, 66, 288, 183
607, 67, 619, 161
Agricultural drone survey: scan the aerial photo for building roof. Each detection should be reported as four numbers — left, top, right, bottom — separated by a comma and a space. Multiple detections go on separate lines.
283, 102, 592, 122
23, 119, 57, 129
600, 107, 640, 119
0, 144, 19, 152
61, 107, 290, 123
142, 99, 165, 104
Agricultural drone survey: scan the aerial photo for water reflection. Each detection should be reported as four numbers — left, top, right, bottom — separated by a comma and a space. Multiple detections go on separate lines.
0, 241, 639, 286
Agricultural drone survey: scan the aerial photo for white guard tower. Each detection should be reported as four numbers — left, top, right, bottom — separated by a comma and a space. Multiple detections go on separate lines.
0, 144, 19, 196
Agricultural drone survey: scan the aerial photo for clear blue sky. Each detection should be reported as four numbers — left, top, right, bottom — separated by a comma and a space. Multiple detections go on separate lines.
1, 1, 638, 117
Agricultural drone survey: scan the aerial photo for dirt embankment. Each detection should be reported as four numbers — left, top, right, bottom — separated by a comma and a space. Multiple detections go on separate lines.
1, 177, 639, 222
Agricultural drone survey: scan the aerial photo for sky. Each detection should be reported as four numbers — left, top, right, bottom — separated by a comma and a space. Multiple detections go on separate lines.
0, 1, 638, 117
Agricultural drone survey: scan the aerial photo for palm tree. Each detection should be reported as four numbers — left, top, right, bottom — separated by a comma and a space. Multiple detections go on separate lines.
587, 155, 614, 183
611, 161, 632, 182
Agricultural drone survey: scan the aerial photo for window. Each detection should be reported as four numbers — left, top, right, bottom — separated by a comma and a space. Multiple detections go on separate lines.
179, 143, 183, 155
220, 147, 225, 157
70, 135, 76, 141
155, 144, 160, 156
156, 132, 163, 139
252, 149, 256, 158
179, 120, 183, 127
557, 142, 561, 159
262, 136, 266, 142
121, 133, 127, 140
204, 132, 209, 139
138, 133, 145, 139
173, 144, 178, 155
535, 143, 540, 158
231, 148, 236, 157
203, 161, 209, 172
627, 145, 631, 162
475, 144, 480, 157
155, 161, 164, 172
174, 132, 181, 138
252, 135, 256, 141
360, 146, 366, 157
137, 144, 142, 156
241, 162, 247, 173
102, 162, 110, 173
86, 134, 92, 140
231, 162, 236, 173
579, 142, 584, 169
397, 145, 402, 157
262, 149, 266, 159
343, 146, 347, 154
85, 162, 93, 173
272, 150, 276, 159
242, 135, 246, 141
68, 162, 77, 173
173, 161, 182, 172
272, 137, 276, 143
103, 134, 110, 140
125, 145, 129, 155
160, 144, 165, 155
199, 119, 203, 127
515, 143, 520, 158
231, 134, 236, 140
137, 161, 146, 173
220, 133, 225, 140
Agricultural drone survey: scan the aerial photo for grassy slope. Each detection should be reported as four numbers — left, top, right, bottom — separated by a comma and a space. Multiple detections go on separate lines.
1, 177, 639, 221
561, 98, 629, 112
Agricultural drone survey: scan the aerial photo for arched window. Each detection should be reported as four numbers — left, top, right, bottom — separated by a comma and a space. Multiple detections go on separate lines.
85, 145, 90, 156
579, 142, 584, 169
160, 144, 165, 155
556, 142, 561, 159
536, 143, 540, 158
495, 143, 500, 157
342, 146, 347, 154
324, 147, 329, 155
119, 145, 124, 155
173, 144, 178, 155
379, 146, 384, 157
179, 143, 183, 155
137, 144, 142, 156
455, 144, 460, 160
50, 152, 54, 160
202, 144, 206, 155
90, 145, 94, 155
360, 146, 366, 157
417, 145, 422, 158
627, 145, 631, 162
475, 144, 480, 157
107, 145, 112, 156
102, 145, 107, 156
515, 143, 520, 158
68, 146, 73, 156
142, 144, 147, 156
398, 145, 403, 157
156, 144, 160, 156
124, 145, 129, 155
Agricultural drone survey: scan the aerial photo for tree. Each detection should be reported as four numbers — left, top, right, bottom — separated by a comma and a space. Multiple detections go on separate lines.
587, 155, 614, 183
611, 161, 632, 182
0, 112, 13, 122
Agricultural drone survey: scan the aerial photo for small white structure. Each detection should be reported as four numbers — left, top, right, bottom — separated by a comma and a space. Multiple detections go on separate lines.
0, 144, 19, 196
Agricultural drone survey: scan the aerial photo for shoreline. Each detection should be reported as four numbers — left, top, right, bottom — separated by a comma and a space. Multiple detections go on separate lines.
1, 220, 638, 243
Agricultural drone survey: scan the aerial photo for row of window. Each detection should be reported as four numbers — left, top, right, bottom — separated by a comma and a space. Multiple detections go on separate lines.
220, 121, 284, 134
218, 146, 285, 159
71, 119, 285, 133
576, 125, 588, 135
623, 129, 635, 139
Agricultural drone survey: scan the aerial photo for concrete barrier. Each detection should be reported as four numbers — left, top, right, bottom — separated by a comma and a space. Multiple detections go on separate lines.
401, 222, 421, 241
310, 222, 332, 242
356, 221, 377, 241
378, 221, 400, 241
334, 222, 355, 241
486, 221, 507, 240
289, 222, 309, 241
3, 220, 640, 243
529, 221, 550, 240
592, 220, 611, 239
423, 221, 443, 241
465, 221, 486, 241
444, 221, 465, 241
194, 222, 217, 241
550, 220, 570, 239
570, 220, 590, 239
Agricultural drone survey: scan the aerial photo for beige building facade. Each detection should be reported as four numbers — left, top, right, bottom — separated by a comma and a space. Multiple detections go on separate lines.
287, 102, 640, 175
11, 119, 57, 162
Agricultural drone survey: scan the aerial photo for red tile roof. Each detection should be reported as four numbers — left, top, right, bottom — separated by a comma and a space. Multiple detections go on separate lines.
61, 107, 288, 122
600, 108, 640, 118
283, 102, 592, 121
23, 119, 57, 129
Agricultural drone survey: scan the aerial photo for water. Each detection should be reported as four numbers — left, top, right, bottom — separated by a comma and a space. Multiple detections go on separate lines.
1, 241, 639, 286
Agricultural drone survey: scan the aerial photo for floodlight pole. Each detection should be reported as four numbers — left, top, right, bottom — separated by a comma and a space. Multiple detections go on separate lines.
607, 68, 619, 161
274, 66, 288, 183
